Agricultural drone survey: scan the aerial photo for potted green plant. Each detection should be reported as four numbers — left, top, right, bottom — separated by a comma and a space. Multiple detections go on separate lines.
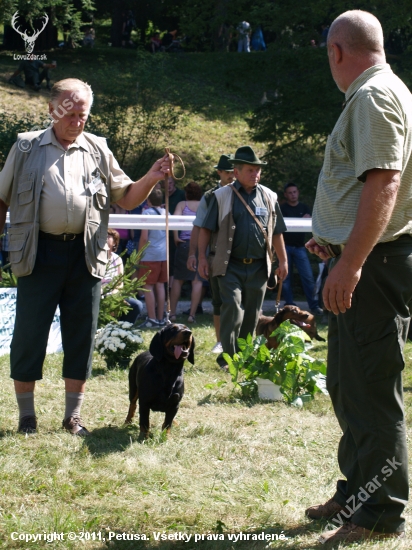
95, 320, 143, 370
223, 320, 328, 406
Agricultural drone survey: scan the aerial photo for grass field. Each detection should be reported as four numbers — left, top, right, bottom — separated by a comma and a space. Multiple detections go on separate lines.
0, 311, 411, 550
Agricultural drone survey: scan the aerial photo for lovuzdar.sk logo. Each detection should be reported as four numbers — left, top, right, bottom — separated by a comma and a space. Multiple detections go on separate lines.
11, 11, 48, 53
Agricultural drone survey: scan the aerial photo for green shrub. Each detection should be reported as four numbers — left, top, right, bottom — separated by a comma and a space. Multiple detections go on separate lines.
224, 320, 328, 406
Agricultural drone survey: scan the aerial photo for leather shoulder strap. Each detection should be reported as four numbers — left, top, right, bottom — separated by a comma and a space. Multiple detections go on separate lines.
230, 185, 273, 262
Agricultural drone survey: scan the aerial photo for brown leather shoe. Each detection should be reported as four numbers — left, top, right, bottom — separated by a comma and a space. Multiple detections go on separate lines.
305, 497, 344, 519
62, 416, 90, 436
319, 522, 405, 545
18, 415, 37, 434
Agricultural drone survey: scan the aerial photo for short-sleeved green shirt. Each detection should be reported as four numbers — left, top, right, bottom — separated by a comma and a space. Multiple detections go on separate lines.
202, 180, 286, 259
312, 64, 412, 245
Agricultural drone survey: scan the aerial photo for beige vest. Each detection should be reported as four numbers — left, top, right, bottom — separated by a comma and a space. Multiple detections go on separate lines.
9, 130, 113, 278
209, 184, 277, 277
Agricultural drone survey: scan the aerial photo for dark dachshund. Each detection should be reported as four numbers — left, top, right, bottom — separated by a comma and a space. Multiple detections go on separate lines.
125, 323, 195, 437
256, 305, 325, 350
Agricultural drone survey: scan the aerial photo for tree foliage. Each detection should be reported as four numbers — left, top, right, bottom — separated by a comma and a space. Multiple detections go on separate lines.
247, 46, 342, 198
1, 0, 95, 49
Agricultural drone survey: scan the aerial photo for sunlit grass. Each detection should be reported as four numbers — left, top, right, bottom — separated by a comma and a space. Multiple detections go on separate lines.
0, 313, 411, 549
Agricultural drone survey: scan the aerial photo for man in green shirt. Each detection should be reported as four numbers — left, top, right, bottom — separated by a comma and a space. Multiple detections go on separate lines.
305, 10, 412, 545
198, 146, 287, 368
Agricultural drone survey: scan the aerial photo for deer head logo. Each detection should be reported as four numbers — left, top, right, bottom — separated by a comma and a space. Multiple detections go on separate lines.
11, 12, 49, 54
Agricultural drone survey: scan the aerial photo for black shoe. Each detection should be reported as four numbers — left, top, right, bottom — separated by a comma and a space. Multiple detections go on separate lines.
63, 416, 90, 436
18, 415, 37, 434
183, 304, 203, 315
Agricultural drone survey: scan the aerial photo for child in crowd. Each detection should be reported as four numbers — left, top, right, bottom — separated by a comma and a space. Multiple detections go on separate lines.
137, 188, 167, 328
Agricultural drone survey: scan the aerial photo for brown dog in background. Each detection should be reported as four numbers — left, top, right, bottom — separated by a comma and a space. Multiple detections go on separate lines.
256, 305, 325, 350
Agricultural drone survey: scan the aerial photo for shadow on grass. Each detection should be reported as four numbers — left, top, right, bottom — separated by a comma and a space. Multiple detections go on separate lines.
91, 366, 109, 377
84, 424, 169, 455
91, 523, 324, 549
83, 425, 137, 455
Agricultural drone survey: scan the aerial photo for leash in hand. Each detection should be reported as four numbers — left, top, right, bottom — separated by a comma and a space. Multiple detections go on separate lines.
164, 148, 186, 325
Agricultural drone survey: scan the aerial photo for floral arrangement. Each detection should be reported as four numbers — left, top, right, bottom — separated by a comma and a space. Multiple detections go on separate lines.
95, 321, 143, 365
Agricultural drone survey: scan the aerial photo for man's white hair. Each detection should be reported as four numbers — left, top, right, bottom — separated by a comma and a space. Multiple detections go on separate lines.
328, 10, 384, 55
50, 78, 94, 110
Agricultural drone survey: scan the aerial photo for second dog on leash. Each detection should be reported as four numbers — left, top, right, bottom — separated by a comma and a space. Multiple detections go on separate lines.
256, 305, 325, 350
125, 323, 195, 438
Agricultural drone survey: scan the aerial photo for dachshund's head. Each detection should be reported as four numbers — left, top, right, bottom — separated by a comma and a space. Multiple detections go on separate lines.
149, 323, 195, 365
275, 305, 310, 330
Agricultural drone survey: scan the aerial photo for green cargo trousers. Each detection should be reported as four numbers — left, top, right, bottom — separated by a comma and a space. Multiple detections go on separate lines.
327, 236, 412, 533
217, 258, 267, 359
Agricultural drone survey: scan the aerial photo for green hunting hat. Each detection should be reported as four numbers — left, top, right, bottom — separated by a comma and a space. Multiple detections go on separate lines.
228, 145, 267, 166
214, 154, 234, 171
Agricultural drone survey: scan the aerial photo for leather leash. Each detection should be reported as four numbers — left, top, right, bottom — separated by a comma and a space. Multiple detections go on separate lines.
275, 279, 283, 313
164, 148, 186, 324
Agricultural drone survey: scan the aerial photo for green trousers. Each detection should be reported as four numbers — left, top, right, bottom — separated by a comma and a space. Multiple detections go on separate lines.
210, 275, 222, 316
217, 259, 267, 359
327, 236, 412, 533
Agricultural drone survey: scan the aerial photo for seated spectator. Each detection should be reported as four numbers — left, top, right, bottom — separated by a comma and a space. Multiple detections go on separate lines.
150, 32, 162, 53
170, 182, 205, 323
136, 188, 167, 328
102, 229, 143, 324
9, 59, 56, 91
161, 29, 182, 52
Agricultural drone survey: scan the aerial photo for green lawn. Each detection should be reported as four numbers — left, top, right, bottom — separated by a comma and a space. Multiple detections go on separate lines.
0, 314, 411, 549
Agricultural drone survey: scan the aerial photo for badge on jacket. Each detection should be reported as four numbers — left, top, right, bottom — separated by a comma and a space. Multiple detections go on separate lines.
88, 168, 103, 195
255, 206, 268, 216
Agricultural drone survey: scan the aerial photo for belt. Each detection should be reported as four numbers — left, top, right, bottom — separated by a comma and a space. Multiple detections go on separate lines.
326, 235, 412, 258
231, 257, 261, 264
39, 231, 83, 241
325, 243, 345, 258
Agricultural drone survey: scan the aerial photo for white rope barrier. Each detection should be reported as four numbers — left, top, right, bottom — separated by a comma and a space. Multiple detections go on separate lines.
107, 214, 312, 232
4, 213, 312, 232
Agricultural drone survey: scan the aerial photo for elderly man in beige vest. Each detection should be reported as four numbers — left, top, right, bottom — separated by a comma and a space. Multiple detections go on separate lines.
305, 11, 412, 545
0, 78, 171, 436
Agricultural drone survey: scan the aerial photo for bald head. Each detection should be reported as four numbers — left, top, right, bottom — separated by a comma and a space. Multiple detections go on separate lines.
328, 10, 384, 56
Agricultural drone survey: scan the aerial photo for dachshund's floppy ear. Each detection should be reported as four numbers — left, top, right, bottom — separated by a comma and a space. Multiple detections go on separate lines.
149, 330, 164, 361
188, 335, 195, 365
274, 309, 285, 326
